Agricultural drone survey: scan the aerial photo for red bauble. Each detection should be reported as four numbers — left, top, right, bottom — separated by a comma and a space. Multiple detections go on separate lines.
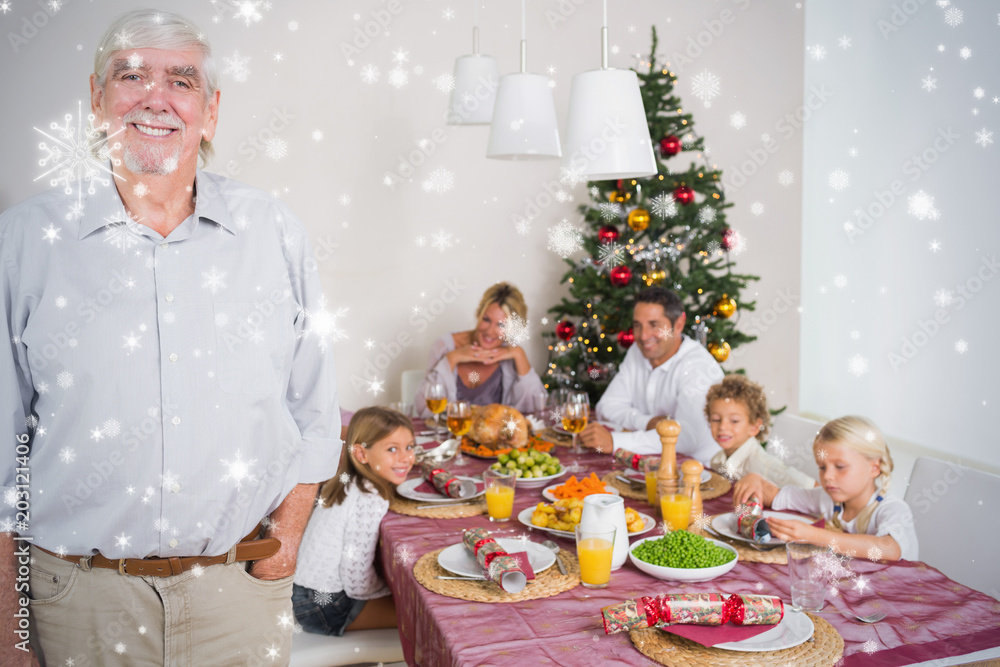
673, 185, 695, 205
616, 178, 625, 190
555, 319, 576, 341
598, 225, 620, 244
609, 265, 632, 287
617, 328, 635, 348
659, 134, 682, 156
721, 228, 738, 251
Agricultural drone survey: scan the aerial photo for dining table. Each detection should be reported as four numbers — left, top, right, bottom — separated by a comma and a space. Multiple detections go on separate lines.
377, 432, 1000, 667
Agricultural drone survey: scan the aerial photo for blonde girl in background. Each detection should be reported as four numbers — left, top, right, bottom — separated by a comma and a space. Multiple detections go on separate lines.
733, 416, 918, 561
293, 407, 416, 634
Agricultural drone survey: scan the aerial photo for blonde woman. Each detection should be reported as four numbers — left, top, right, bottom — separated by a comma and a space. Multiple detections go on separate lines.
415, 283, 544, 417
733, 416, 918, 561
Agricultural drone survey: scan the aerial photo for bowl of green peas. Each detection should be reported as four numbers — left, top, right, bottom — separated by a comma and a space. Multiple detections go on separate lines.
629, 530, 739, 582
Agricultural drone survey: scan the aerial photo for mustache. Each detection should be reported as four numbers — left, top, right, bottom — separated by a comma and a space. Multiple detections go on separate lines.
123, 109, 185, 131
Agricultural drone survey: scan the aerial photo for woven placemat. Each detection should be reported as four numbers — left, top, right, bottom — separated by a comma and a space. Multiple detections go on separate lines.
413, 547, 580, 602
389, 495, 487, 519
629, 612, 843, 667
705, 514, 788, 564
602, 471, 732, 502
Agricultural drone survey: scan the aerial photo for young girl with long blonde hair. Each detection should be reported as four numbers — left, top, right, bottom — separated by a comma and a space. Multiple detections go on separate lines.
293, 407, 416, 634
734, 416, 918, 561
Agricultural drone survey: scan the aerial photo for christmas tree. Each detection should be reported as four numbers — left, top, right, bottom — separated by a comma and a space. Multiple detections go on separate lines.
545, 27, 759, 402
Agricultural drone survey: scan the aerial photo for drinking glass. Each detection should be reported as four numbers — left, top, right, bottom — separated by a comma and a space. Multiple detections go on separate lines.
562, 392, 589, 454
447, 400, 472, 466
483, 468, 516, 522
660, 493, 692, 531
786, 541, 828, 612
424, 382, 447, 441
642, 458, 661, 507
388, 402, 413, 418
575, 524, 616, 588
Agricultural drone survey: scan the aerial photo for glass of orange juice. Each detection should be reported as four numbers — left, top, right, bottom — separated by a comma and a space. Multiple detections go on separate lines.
642, 458, 661, 507
575, 524, 616, 588
661, 493, 692, 532
483, 469, 515, 522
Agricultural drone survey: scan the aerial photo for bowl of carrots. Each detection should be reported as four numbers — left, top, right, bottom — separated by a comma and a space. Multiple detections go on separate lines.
541, 473, 619, 502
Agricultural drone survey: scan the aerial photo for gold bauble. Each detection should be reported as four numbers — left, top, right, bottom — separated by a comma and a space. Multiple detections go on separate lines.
713, 295, 737, 319
641, 269, 666, 287
609, 190, 626, 204
708, 341, 731, 362
627, 208, 651, 232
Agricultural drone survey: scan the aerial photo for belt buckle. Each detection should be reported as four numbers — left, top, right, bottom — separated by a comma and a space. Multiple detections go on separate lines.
118, 558, 128, 575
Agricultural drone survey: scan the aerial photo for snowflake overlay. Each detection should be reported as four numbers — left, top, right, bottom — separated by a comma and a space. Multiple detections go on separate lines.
547, 220, 584, 258
500, 313, 530, 347
690, 70, 721, 107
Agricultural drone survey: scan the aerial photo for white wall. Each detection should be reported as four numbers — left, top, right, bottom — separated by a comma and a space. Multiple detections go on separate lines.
0, 1, 803, 417
800, 0, 1000, 470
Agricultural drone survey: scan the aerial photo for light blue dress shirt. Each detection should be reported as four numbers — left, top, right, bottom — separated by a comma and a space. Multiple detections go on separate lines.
1, 171, 341, 558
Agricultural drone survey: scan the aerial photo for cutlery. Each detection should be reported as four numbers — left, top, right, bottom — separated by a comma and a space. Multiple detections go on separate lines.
819, 610, 886, 624
616, 475, 644, 489
542, 539, 568, 575
436, 576, 535, 584
415, 499, 481, 510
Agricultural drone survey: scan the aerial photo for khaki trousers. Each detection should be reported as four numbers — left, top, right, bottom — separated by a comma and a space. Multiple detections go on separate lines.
27, 544, 294, 667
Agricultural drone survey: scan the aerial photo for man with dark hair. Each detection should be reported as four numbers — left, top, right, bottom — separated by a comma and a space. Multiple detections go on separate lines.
579, 287, 722, 462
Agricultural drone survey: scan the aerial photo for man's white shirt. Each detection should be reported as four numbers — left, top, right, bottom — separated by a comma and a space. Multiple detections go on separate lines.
595, 336, 723, 463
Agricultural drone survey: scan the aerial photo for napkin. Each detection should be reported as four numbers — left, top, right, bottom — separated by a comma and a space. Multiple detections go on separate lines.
660, 621, 775, 647
463, 527, 528, 593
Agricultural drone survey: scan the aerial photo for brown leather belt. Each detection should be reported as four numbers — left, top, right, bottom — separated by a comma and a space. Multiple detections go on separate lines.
35, 523, 281, 577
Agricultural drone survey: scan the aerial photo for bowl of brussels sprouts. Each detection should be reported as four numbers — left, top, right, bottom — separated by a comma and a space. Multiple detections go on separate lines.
629, 530, 739, 582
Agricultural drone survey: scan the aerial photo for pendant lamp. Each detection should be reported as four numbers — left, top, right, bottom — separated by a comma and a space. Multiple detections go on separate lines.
562, 0, 656, 179
486, 0, 561, 159
447, 2, 499, 125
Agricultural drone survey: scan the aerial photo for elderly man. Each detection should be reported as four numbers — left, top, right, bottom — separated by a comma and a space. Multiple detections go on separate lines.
578, 287, 722, 463
0, 10, 341, 666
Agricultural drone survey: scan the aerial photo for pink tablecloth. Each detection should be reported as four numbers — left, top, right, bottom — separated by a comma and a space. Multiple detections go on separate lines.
378, 447, 1000, 667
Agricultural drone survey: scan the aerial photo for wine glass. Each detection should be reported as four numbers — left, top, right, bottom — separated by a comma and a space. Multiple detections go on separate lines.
425, 382, 447, 441
562, 393, 589, 472
447, 400, 472, 466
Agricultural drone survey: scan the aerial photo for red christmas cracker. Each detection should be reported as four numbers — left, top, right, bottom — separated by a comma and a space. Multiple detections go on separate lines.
601, 594, 784, 634
612, 448, 644, 471
736, 494, 773, 544
423, 465, 469, 498
462, 527, 527, 593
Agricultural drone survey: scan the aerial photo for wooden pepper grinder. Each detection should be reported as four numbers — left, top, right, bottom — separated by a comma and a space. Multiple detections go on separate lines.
681, 459, 705, 534
655, 419, 681, 500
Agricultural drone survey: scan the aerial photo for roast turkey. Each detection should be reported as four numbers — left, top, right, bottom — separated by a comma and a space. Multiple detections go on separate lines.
467, 404, 530, 449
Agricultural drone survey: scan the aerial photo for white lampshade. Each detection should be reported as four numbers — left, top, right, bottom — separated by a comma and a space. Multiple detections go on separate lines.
486, 72, 561, 160
563, 68, 657, 180
447, 54, 499, 125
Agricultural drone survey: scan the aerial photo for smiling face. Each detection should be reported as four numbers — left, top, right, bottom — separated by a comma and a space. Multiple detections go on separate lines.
632, 302, 685, 367
473, 302, 508, 350
354, 426, 416, 486
91, 48, 219, 178
814, 440, 880, 506
707, 398, 762, 454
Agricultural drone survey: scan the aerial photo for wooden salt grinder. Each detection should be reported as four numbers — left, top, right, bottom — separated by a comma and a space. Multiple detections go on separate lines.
655, 419, 681, 500
681, 459, 705, 534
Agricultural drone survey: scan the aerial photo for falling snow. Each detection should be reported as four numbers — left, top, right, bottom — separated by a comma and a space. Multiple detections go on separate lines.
697, 206, 716, 224
867, 545, 883, 561
944, 7, 963, 26
598, 241, 627, 267
838, 35, 852, 49
547, 220, 584, 258
750, 202, 764, 216
430, 228, 455, 252
433, 73, 456, 92
57, 371, 74, 389
807, 44, 827, 61
360, 64, 380, 84
233, 0, 264, 26
35, 100, 122, 198
265, 138, 288, 160
921, 76, 937, 92
220, 451, 258, 491
388, 67, 409, 88
959, 47, 971, 59
975, 128, 994, 148
223, 51, 251, 82
500, 313, 530, 347
599, 202, 622, 221
422, 168, 454, 194
934, 289, 954, 307
862, 639, 879, 655
201, 267, 227, 294
848, 354, 869, 377
955, 339, 968, 354
778, 170, 794, 186
828, 169, 849, 191
908, 191, 940, 220
59, 447, 75, 463
690, 70, 721, 107
300, 295, 349, 350
729, 112, 746, 129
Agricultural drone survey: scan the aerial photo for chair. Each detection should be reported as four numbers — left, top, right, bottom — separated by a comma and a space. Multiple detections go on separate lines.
903, 457, 1000, 599
767, 413, 823, 482
289, 628, 405, 667
400, 369, 424, 407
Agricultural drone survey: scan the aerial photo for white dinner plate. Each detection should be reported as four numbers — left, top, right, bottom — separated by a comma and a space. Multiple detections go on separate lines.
436, 538, 555, 578
395, 476, 483, 503
710, 608, 815, 652
512, 467, 567, 489
541, 483, 620, 502
517, 507, 656, 539
709, 511, 814, 545
624, 469, 711, 485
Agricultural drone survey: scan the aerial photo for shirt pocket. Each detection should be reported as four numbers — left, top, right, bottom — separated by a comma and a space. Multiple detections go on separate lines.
214, 301, 292, 395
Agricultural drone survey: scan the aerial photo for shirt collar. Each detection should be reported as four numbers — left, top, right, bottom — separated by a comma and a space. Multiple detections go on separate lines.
77, 168, 237, 239
711, 435, 759, 475
639, 335, 693, 373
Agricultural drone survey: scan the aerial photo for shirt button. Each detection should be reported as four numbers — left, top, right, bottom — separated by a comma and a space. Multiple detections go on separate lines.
171, 416, 181, 426
169, 353, 178, 362
172, 484, 181, 493
161, 243, 169, 249
165, 294, 174, 302
169, 539, 179, 548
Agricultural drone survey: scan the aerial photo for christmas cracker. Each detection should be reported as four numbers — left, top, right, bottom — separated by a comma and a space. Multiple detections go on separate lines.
462, 527, 527, 593
601, 593, 784, 634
